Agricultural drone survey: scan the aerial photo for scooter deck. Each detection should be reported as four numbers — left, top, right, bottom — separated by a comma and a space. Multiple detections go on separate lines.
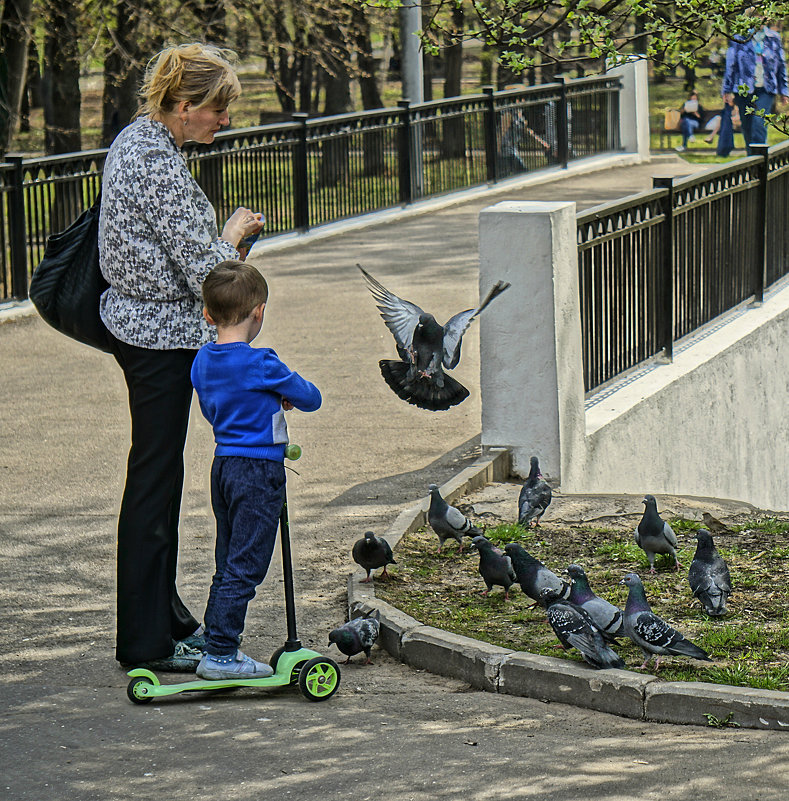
127, 648, 340, 703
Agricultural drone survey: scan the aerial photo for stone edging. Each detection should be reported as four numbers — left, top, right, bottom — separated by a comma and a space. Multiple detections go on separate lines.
346, 448, 789, 731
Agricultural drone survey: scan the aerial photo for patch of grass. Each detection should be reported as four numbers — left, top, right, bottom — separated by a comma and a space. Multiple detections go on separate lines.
377, 506, 789, 692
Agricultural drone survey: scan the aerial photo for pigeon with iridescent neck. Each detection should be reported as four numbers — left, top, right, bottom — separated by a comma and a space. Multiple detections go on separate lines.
634, 495, 681, 573
566, 564, 624, 642
504, 543, 569, 605
688, 529, 732, 616
428, 483, 481, 553
352, 531, 396, 583
517, 456, 552, 527
471, 535, 517, 600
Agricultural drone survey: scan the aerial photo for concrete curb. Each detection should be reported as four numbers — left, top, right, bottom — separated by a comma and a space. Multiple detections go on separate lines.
346, 449, 789, 731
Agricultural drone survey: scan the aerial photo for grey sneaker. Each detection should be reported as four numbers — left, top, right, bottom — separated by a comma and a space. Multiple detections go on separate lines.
196, 650, 274, 680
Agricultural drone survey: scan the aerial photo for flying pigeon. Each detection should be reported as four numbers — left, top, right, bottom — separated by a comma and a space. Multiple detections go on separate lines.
517, 456, 552, 527
565, 564, 624, 642
504, 542, 569, 605
358, 264, 510, 411
620, 572, 711, 671
540, 588, 625, 670
352, 530, 396, 583
471, 535, 517, 600
328, 610, 380, 665
428, 483, 481, 553
688, 529, 732, 617
634, 495, 681, 573
701, 512, 734, 537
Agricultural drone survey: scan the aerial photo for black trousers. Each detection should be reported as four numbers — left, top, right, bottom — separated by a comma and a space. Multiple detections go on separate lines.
109, 334, 200, 664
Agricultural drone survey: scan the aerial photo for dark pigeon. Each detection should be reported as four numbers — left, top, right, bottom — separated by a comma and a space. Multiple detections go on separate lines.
688, 529, 732, 616
634, 494, 681, 573
620, 572, 711, 671
428, 483, 481, 553
540, 588, 625, 669
517, 456, 552, 527
701, 512, 734, 537
504, 542, 569, 605
328, 610, 380, 665
352, 530, 396, 583
358, 264, 510, 411
566, 564, 624, 642
471, 535, 517, 600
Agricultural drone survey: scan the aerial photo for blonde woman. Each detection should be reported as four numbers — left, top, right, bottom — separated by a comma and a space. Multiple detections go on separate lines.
99, 43, 263, 671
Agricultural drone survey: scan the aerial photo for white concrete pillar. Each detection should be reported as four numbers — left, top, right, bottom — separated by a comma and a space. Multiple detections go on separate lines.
478, 201, 586, 482
606, 56, 650, 160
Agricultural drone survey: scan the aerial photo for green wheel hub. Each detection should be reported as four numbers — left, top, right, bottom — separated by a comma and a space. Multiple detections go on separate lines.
298, 657, 340, 701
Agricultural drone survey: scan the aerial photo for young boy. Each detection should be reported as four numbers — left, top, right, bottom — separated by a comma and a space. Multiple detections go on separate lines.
191, 260, 321, 679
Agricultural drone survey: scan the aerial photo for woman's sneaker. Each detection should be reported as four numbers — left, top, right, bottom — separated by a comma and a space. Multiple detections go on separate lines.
196, 650, 274, 680
120, 640, 203, 672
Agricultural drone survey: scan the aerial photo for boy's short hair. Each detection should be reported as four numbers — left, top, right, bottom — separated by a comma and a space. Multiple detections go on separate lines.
202, 260, 269, 326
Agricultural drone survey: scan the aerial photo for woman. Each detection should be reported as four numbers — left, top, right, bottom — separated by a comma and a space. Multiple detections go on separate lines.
676, 90, 704, 152
99, 43, 264, 671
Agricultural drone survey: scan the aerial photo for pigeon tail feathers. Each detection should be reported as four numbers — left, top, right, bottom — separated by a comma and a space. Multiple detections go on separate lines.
379, 359, 469, 411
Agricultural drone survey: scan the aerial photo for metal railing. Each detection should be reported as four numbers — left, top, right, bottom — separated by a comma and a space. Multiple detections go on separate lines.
577, 141, 789, 393
0, 75, 621, 302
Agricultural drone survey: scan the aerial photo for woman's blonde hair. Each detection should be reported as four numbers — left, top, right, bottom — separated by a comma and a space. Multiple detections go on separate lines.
138, 43, 241, 118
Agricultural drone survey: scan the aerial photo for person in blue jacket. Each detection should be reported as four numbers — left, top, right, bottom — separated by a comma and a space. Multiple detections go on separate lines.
191, 260, 322, 679
721, 18, 788, 155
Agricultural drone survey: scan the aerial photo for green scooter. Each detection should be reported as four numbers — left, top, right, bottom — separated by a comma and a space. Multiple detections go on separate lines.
126, 446, 340, 704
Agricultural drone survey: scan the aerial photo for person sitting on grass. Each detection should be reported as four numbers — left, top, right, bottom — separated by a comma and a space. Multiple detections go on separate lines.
190, 260, 322, 680
676, 90, 705, 152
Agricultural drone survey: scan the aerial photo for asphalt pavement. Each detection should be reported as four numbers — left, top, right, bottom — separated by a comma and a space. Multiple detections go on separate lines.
3, 155, 788, 801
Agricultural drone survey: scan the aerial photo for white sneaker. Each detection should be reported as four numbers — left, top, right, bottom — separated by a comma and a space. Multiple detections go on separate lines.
688, 134, 696, 142
196, 650, 274, 680
675, 145, 686, 152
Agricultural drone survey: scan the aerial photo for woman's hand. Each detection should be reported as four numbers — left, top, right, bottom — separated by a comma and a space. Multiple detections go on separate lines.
221, 208, 264, 248
723, 93, 734, 105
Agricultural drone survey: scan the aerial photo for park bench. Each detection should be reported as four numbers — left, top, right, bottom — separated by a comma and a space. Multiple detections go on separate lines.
658, 106, 741, 150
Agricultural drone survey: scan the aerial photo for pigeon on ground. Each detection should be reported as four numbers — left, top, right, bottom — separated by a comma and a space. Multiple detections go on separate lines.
634, 495, 681, 573
352, 530, 396, 583
688, 529, 732, 617
471, 535, 517, 600
358, 264, 510, 411
620, 572, 711, 671
565, 564, 624, 642
540, 588, 625, 670
428, 483, 481, 553
701, 512, 734, 537
328, 610, 380, 665
517, 456, 552, 527
504, 542, 570, 605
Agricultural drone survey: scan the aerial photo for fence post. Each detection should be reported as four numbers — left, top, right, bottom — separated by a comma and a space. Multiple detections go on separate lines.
397, 100, 413, 205
556, 78, 569, 168
7, 154, 28, 300
653, 176, 675, 361
482, 86, 498, 183
751, 143, 769, 304
291, 113, 309, 232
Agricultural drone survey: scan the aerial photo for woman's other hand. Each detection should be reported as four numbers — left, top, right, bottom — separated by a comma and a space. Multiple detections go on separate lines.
221, 208, 264, 248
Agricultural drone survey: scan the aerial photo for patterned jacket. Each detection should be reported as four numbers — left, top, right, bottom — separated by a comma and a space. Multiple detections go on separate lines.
98, 117, 238, 349
722, 29, 788, 97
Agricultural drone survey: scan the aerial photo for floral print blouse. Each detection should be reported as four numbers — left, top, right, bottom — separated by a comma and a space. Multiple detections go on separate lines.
98, 117, 238, 349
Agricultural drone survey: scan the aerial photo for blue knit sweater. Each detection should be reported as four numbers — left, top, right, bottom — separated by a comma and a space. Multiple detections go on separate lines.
191, 341, 321, 460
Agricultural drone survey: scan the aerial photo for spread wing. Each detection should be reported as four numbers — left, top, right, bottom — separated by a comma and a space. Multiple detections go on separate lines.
442, 281, 510, 369
358, 264, 424, 354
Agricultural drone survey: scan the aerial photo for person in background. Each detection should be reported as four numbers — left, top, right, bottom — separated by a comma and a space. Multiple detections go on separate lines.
676, 90, 705, 152
99, 43, 264, 671
721, 16, 788, 155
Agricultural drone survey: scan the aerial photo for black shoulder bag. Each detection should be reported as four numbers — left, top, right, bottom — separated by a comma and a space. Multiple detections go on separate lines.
28, 193, 112, 352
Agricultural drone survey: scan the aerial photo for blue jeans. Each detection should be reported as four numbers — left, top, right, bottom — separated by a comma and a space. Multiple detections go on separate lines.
735, 89, 774, 155
680, 117, 700, 146
204, 456, 286, 655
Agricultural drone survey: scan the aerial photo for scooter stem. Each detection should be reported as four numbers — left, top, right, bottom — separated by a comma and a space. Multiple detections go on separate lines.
279, 492, 302, 651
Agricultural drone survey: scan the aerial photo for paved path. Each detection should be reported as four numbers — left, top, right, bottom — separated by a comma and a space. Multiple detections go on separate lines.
3, 156, 788, 800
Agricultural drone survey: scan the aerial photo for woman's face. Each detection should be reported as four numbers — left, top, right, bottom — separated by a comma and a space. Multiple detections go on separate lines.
184, 103, 231, 144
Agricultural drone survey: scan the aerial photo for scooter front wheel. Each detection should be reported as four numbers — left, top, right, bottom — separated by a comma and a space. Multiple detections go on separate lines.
298, 657, 340, 702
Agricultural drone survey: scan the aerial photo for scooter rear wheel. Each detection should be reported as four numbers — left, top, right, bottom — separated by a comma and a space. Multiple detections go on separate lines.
127, 676, 154, 705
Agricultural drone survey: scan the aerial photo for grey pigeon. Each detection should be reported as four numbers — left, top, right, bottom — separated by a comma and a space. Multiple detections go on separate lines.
352, 530, 396, 583
565, 564, 624, 642
620, 572, 711, 671
688, 529, 732, 616
701, 512, 734, 537
328, 610, 380, 665
358, 264, 510, 411
634, 495, 681, 573
517, 456, 552, 527
428, 483, 481, 553
504, 542, 569, 605
540, 588, 625, 670
471, 535, 517, 599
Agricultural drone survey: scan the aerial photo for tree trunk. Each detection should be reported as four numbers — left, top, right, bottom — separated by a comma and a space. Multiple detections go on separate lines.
43, 0, 82, 156
198, 0, 227, 44
353, 3, 384, 175
0, 0, 34, 153
318, 16, 352, 188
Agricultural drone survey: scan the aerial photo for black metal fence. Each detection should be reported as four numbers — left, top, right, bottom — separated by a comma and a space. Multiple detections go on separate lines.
0, 76, 621, 302
577, 141, 789, 393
